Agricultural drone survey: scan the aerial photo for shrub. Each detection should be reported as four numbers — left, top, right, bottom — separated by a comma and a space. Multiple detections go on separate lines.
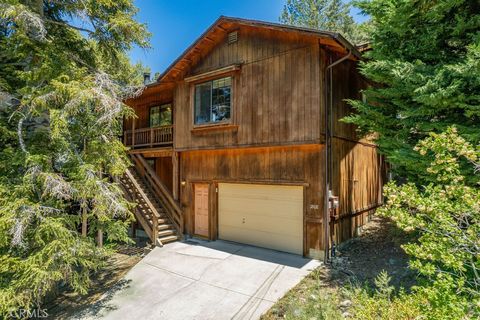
369, 127, 480, 319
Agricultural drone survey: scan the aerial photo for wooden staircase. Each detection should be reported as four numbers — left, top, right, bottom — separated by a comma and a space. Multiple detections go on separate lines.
119, 155, 183, 246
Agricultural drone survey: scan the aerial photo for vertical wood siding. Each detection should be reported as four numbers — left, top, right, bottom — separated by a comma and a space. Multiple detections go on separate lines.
180, 145, 326, 255
124, 27, 385, 255
174, 29, 325, 150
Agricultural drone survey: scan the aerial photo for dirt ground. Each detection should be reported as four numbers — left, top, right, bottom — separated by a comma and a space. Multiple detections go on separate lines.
44, 245, 146, 319
332, 215, 416, 290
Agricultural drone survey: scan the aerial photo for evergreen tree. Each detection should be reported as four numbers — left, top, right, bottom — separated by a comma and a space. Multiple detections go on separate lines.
280, 0, 370, 44
0, 0, 149, 314
345, 0, 480, 184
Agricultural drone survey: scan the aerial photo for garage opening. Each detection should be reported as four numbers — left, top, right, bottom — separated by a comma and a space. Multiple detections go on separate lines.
218, 183, 303, 255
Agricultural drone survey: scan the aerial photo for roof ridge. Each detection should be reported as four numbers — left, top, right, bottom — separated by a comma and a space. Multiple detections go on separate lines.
156, 16, 361, 83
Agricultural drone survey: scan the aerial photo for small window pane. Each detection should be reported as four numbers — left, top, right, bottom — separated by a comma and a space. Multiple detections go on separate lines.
150, 106, 159, 127
195, 82, 212, 124
159, 104, 172, 126
150, 104, 172, 127
194, 76, 231, 125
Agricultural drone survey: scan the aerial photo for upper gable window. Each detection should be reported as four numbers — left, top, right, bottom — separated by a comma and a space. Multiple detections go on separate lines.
194, 76, 231, 125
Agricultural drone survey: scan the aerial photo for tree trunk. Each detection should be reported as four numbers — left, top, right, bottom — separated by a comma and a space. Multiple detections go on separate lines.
81, 206, 87, 237
97, 229, 103, 247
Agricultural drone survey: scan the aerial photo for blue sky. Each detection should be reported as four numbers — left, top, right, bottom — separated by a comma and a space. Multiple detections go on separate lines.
130, 1, 367, 75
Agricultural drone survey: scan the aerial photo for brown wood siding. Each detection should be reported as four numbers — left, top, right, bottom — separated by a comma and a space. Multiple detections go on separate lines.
124, 89, 174, 131
174, 30, 325, 150
179, 145, 326, 256
331, 138, 384, 243
154, 156, 173, 193
330, 57, 367, 142
329, 56, 384, 244
123, 26, 385, 256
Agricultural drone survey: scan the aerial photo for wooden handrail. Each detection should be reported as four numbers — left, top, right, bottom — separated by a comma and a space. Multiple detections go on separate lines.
124, 125, 173, 134
130, 154, 183, 235
125, 169, 161, 219
118, 174, 154, 242
124, 125, 173, 148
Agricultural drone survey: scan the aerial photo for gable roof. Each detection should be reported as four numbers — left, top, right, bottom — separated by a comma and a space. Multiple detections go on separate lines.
156, 16, 362, 83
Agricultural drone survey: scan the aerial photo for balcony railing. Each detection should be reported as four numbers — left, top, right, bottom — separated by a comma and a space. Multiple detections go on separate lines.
124, 125, 173, 148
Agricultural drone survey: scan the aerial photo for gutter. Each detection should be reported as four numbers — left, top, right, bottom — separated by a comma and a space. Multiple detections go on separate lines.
323, 49, 352, 263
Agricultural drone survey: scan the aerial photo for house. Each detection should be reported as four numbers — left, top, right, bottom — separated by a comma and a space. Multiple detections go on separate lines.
121, 16, 385, 259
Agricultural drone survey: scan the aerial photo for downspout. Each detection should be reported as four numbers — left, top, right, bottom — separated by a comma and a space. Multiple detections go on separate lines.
323, 49, 352, 263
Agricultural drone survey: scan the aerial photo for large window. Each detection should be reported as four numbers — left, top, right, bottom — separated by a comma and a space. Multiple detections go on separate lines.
194, 77, 231, 125
150, 103, 172, 127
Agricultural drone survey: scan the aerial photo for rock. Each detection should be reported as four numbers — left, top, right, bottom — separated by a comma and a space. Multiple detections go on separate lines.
342, 311, 352, 318
293, 309, 301, 317
339, 300, 352, 308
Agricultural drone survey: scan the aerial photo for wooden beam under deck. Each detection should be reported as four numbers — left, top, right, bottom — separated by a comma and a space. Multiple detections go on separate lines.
129, 147, 173, 158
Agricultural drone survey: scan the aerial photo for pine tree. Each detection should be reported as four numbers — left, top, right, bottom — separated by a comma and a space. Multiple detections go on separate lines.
280, 0, 370, 44
0, 0, 149, 313
345, 0, 480, 184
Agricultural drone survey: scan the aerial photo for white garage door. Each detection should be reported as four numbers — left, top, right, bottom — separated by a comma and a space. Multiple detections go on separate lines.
218, 183, 303, 255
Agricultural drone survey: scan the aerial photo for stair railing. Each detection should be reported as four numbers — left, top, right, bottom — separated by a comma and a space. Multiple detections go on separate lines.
130, 154, 183, 237
124, 168, 159, 243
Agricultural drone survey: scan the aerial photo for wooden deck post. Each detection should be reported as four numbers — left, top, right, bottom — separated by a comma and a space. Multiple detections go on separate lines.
150, 127, 154, 147
152, 217, 158, 246
132, 118, 135, 147
172, 151, 179, 200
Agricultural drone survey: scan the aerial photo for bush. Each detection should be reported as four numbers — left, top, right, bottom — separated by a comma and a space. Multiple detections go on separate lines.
346, 272, 423, 320
351, 127, 480, 319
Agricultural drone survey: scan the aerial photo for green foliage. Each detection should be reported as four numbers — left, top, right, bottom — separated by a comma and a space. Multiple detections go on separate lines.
345, 0, 480, 184
279, 0, 370, 44
346, 272, 424, 320
262, 269, 344, 320
347, 271, 473, 319
376, 128, 480, 318
0, 0, 149, 315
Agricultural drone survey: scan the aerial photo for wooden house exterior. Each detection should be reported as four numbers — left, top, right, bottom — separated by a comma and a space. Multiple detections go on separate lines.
122, 17, 385, 259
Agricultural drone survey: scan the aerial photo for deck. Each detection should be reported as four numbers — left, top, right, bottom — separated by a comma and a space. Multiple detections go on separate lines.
124, 125, 173, 148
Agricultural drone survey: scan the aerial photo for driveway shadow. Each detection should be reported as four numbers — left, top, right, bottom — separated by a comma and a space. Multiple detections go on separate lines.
183, 238, 318, 269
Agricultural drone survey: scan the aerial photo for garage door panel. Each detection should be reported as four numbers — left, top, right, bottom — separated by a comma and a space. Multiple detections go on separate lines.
219, 225, 302, 254
219, 213, 302, 237
220, 201, 303, 220
220, 186, 302, 201
218, 183, 304, 255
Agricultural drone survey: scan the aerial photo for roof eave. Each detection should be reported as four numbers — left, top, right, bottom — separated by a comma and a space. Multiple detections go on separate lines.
156, 16, 362, 83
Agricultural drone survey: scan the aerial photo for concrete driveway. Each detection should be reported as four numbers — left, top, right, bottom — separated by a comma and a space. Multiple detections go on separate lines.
74, 239, 320, 320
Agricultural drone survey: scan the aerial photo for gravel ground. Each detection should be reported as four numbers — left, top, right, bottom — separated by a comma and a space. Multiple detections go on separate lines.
332, 215, 416, 290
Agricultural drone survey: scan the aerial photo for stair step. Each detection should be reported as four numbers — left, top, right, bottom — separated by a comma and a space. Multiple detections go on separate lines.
158, 223, 174, 231
158, 235, 178, 244
157, 229, 175, 237
121, 168, 178, 246
148, 218, 168, 225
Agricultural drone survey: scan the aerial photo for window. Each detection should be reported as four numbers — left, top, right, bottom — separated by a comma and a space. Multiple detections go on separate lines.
146, 158, 155, 169
150, 103, 172, 127
194, 77, 231, 125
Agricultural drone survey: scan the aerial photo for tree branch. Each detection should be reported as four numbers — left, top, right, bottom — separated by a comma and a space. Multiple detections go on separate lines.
44, 18, 95, 34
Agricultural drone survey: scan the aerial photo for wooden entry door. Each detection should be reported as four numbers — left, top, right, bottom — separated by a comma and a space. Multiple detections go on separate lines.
194, 184, 209, 237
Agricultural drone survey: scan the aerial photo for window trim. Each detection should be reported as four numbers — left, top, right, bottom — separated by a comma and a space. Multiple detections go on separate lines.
185, 64, 240, 83
191, 75, 234, 128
